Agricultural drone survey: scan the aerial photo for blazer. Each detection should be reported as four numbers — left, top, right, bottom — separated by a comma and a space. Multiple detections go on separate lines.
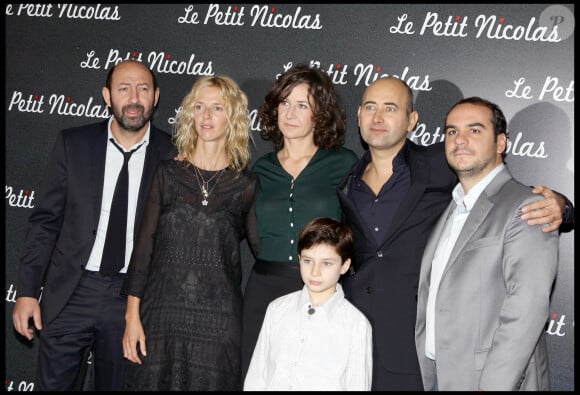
414, 167, 559, 391
337, 140, 457, 376
17, 120, 177, 326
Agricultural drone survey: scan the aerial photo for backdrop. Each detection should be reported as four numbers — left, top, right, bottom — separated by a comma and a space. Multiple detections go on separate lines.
5, 4, 574, 391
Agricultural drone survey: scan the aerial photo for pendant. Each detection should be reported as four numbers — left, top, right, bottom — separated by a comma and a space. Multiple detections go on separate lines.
202, 199, 208, 206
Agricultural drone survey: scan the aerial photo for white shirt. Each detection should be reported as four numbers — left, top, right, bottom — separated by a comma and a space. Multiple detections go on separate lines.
425, 163, 505, 359
85, 117, 150, 272
244, 283, 373, 391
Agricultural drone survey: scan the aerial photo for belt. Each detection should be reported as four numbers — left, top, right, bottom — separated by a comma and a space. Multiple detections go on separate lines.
253, 259, 300, 277
83, 269, 126, 280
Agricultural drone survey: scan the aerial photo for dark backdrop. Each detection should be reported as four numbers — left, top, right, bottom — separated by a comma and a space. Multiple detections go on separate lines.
5, 4, 574, 391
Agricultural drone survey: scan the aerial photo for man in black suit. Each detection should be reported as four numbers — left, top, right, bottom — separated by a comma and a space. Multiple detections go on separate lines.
337, 76, 572, 391
12, 60, 177, 391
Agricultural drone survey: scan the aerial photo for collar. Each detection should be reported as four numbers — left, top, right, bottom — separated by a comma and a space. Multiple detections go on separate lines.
452, 163, 505, 210
354, 142, 408, 178
107, 116, 151, 150
295, 283, 345, 317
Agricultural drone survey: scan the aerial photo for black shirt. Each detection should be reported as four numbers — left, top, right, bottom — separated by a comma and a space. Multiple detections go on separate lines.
347, 148, 411, 245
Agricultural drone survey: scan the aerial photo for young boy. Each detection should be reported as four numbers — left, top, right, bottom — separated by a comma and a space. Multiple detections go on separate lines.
244, 217, 373, 391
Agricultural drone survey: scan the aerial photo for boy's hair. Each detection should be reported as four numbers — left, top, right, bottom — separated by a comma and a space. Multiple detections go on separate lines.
298, 217, 354, 262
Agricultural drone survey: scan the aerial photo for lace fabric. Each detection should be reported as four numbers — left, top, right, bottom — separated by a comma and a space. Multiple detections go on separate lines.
123, 160, 259, 391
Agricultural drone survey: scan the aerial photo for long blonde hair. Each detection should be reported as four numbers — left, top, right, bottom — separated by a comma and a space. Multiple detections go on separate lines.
173, 75, 251, 173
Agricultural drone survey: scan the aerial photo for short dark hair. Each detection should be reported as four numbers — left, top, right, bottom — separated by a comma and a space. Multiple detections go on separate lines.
258, 63, 347, 149
298, 217, 354, 262
105, 59, 158, 91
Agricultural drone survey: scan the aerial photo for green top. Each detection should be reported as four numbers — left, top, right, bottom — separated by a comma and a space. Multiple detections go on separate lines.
253, 147, 358, 263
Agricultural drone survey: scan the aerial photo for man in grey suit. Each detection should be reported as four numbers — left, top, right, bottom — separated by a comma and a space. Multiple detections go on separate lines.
415, 96, 559, 390
12, 60, 177, 390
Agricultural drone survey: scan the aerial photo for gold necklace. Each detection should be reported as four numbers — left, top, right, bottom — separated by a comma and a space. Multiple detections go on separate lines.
193, 165, 224, 206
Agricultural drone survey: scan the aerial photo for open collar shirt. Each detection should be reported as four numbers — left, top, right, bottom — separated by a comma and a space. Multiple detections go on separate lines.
425, 163, 505, 360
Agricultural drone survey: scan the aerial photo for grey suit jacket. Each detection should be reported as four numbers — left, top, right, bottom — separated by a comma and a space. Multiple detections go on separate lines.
415, 167, 559, 391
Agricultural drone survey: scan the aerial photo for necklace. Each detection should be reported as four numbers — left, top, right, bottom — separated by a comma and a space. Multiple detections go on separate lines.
193, 165, 224, 206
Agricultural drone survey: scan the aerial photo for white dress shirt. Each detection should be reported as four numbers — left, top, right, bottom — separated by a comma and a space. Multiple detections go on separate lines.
425, 163, 505, 360
85, 117, 150, 273
244, 283, 373, 391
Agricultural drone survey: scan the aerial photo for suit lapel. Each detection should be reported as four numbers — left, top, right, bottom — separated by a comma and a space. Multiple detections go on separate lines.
420, 202, 455, 283
134, 129, 160, 233
445, 197, 493, 274
444, 168, 513, 274
382, 144, 429, 247
338, 177, 379, 245
90, 123, 109, 228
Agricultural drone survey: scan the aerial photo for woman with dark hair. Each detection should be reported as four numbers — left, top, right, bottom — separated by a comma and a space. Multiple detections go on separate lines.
241, 63, 358, 379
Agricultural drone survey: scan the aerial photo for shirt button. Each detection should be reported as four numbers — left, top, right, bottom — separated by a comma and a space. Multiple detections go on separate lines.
289, 256, 293, 261
374, 198, 379, 203
289, 207, 293, 212
289, 192, 293, 197
293, 361, 298, 366
300, 338, 305, 343
290, 223, 294, 227
290, 239, 294, 244
374, 227, 379, 232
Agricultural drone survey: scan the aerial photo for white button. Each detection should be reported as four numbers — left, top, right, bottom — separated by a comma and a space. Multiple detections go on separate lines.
290, 192, 293, 197
300, 338, 304, 343
290, 223, 294, 227
289, 256, 293, 261
374, 227, 379, 232
290, 239, 294, 244
289, 207, 293, 212
374, 198, 379, 203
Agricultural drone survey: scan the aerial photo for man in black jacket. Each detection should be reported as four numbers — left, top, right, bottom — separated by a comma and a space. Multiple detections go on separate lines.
12, 60, 177, 391
337, 76, 572, 391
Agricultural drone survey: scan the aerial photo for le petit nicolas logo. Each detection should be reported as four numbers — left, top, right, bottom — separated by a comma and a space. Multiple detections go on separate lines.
5, 3, 120, 20
7, 91, 110, 119
389, 5, 574, 42
5, 379, 34, 392
6, 185, 35, 208
545, 312, 570, 337
178, 4, 322, 29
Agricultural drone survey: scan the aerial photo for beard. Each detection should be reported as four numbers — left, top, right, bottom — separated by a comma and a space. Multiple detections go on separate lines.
112, 103, 155, 132
449, 150, 498, 179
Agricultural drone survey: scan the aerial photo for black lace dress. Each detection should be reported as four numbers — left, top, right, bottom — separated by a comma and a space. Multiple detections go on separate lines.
122, 160, 259, 391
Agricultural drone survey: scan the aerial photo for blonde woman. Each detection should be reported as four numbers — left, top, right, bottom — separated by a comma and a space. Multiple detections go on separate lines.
122, 76, 259, 391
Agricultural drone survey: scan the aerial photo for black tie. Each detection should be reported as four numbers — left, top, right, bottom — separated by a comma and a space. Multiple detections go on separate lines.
100, 139, 143, 277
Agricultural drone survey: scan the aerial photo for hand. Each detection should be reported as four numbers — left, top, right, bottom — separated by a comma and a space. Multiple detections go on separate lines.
123, 317, 147, 365
521, 185, 566, 233
12, 297, 42, 340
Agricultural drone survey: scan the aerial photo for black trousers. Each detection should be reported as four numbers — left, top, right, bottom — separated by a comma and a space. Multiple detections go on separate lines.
241, 260, 303, 383
37, 270, 127, 391
371, 364, 424, 391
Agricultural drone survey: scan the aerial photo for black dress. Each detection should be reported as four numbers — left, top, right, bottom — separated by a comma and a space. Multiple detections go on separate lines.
122, 160, 259, 391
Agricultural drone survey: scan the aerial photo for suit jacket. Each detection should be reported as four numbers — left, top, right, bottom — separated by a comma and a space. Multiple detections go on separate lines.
414, 167, 559, 391
337, 140, 457, 376
17, 120, 177, 326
